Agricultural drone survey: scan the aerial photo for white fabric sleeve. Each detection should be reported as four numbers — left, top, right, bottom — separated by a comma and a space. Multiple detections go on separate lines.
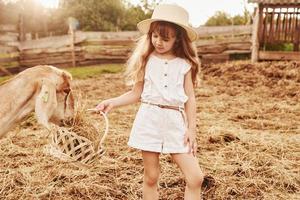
181, 60, 191, 74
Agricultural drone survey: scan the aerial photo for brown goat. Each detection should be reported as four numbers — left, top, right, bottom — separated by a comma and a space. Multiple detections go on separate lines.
0, 65, 75, 138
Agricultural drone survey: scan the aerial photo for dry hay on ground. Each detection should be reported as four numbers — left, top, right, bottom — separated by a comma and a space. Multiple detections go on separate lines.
0, 61, 299, 200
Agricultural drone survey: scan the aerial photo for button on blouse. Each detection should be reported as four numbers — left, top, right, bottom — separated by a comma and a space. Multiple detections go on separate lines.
141, 55, 191, 107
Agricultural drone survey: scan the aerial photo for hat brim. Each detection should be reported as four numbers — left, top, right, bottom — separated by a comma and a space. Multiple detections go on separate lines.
137, 19, 198, 42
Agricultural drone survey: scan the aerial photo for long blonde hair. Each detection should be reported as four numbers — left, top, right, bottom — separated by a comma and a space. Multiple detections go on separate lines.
125, 21, 200, 86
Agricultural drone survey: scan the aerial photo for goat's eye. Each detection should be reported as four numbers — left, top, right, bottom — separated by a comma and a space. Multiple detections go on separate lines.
63, 88, 71, 94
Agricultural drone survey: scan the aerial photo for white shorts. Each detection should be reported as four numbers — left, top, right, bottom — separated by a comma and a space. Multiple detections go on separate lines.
128, 103, 189, 153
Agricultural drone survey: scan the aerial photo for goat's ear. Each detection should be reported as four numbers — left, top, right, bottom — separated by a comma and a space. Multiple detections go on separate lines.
62, 70, 72, 80
59, 71, 72, 92
35, 79, 57, 129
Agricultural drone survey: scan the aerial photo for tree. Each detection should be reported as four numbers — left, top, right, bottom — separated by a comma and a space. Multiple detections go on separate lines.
59, 0, 159, 31
232, 9, 251, 25
59, 0, 126, 31
0, 0, 157, 33
205, 11, 232, 26
0, 0, 50, 35
120, 0, 160, 30
205, 9, 252, 26
121, 5, 152, 30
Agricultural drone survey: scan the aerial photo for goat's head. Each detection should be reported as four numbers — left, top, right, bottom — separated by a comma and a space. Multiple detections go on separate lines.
34, 66, 75, 129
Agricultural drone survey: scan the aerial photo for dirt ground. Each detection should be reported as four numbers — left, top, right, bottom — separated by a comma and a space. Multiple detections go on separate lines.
0, 61, 299, 200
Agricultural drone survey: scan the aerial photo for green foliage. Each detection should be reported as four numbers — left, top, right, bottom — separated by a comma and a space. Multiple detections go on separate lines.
121, 5, 151, 30
230, 53, 250, 60
205, 11, 232, 26
232, 15, 245, 25
65, 64, 124, 79
138, 0, 160, 13
47, 9, 69, 35
120, 0, 162, 30
205, 9, 251, 26
0, 75, 11, 84
59, 0, 154, 31
60, 0, 125, 31
264, 43, 294, 51
0, 64, 124, 84
0, 0, 154, 33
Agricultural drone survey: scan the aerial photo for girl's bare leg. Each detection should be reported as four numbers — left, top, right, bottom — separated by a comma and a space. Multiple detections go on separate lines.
171, 153, 204, 200
142, 151, 160, 200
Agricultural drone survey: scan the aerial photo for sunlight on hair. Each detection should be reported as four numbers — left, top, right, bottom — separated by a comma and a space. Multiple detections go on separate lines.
125, 35, 150, 85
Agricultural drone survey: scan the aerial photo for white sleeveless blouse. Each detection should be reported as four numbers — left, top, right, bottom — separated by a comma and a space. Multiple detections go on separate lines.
141, 55, 191, 107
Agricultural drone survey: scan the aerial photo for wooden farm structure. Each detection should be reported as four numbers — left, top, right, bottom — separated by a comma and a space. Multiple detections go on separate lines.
0, 25, 253, 76
250, 0, 300, 62
0, 24, 19, 75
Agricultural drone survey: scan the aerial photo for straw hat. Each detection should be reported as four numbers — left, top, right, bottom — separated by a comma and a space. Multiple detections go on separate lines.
137, 4, 198, 41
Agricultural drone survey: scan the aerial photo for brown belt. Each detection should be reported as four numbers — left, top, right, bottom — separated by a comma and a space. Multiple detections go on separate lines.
141, 101, 188, 126
141, 101, 182, 111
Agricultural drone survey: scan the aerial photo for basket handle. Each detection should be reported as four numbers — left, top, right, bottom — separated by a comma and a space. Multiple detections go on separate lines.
87, 109, 109, 151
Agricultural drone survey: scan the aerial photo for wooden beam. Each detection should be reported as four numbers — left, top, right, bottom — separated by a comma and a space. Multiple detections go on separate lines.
69, 27, 76, 67
275, 8, 282, 42
0, 46, 18, 54
258, 5, 264, 44
263, 4, 300, 9
0, 67, 12, 75
197, 25, 252, 37
0, 57, 19, 63
0, 25, 17, 32
19, 14, 25, 42
269, 7, 275, 43
283, 9, 289, 42
0, 34, 19, 42
293, 8, 300, 51
259, 51, 300, 60
201, 53, 230, 64
251, 6, 261, 62
263, 5, 269, 47
84, 39, 134, 46
223, 50, 251, 54
22, 46, 82, 55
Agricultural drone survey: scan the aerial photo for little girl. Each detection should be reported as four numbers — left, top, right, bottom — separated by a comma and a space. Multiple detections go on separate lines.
96, 4, 204, 200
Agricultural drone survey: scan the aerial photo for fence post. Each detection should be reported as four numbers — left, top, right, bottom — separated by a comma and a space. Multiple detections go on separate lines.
68, 17, 79, 68
68, 24, 76, 68
251, 6, 260, 63
19, 14, 25, 42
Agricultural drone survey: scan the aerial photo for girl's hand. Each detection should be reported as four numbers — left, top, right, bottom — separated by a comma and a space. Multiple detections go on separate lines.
95, 99, 115, 113
184, 129, 197, 156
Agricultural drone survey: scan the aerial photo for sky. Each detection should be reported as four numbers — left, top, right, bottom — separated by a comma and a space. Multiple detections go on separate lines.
36, 0, 256, 27
130, 0, 256, 27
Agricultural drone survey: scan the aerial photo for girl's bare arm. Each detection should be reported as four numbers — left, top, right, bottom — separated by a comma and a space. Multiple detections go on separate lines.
96, 81, 143, 113
112, 81, 144, 107
184, 70, 196, 131
183, 70, 197, 155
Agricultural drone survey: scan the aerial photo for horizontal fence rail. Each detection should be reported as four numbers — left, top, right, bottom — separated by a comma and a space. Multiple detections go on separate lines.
0, 25, 19, 74
0, 25, 253, 75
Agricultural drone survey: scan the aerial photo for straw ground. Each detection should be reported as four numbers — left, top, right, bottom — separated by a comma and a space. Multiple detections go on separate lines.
0, 61, 299, 199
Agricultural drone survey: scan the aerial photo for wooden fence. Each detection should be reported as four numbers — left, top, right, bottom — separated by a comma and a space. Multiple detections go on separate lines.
196, 25, 252, 63
0, 25, 253, 76
0, 25, 20, 75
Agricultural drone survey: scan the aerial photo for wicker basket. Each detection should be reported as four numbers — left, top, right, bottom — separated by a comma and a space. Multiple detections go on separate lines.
46, 111, 109, 166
